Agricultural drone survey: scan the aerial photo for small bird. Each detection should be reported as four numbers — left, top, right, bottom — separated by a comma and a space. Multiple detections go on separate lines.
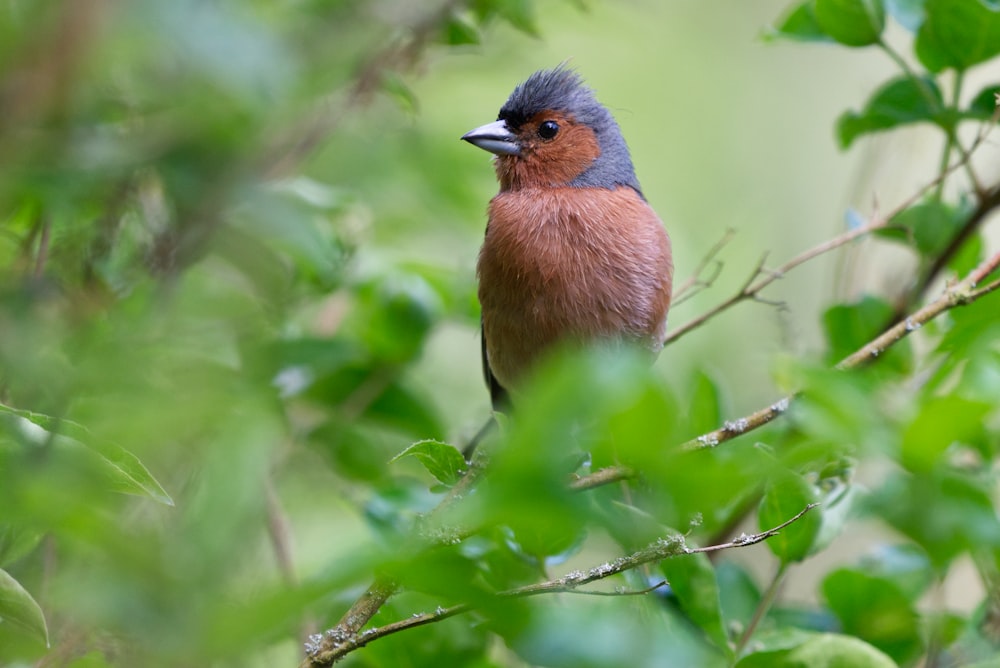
462, 67, 673, 410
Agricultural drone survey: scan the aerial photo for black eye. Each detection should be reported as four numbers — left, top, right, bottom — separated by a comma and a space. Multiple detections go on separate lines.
537, 120, 559, 139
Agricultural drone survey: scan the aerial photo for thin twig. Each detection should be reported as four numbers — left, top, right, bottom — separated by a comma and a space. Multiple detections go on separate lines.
671, 228, 736, 306
664, 133, 997, 347
564, 245, 1000, 495
569, 465, 635, 490
301, 504, 818, 665
673, 248, 1000, 453
734, 562, 788, 658
301, 447, 491, 666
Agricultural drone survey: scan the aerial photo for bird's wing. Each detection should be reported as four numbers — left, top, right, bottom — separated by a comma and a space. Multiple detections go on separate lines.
481, 317, 510, 411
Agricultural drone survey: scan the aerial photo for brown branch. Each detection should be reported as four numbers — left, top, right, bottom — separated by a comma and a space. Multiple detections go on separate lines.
673, 247, 1000, 453
664, 218, 886, 345
301, 448, 491, 666
302, 119, 1000, 664
671, 228, 736, 306
569, 465, 635, 490
302, 504, 818, 664
664, 132, 997, 347
909, 184, 1000, 308
300, 240, 1000, 660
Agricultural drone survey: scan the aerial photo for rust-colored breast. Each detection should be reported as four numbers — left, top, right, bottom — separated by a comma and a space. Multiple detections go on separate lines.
477, 186, 673, 392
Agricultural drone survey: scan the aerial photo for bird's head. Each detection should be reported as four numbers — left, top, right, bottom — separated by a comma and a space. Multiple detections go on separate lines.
462, 67, 642, 194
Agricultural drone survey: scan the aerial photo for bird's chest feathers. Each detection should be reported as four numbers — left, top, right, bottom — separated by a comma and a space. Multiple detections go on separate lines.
477, 187, 657, 321
483, 190, 608, 289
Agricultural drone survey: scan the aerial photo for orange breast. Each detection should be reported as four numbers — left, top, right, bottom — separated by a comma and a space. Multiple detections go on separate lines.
477, 186, 673, 391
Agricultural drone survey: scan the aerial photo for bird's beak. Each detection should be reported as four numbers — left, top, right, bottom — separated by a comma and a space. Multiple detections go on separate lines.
461, 120, 520, 156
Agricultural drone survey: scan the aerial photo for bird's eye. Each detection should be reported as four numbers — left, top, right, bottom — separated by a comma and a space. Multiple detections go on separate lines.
537, 120, 559, 140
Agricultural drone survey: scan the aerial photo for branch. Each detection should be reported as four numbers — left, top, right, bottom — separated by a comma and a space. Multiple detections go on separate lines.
300, 448, 491, 666
302, 504, 818, 665
664, 216, 887, 345
567, 244, 1000, 492
908, 184, 1000, 310
679, 247, 1000, 453
664, 129, 997, 347
670, 228, 736, 306
302, 246, 1000, 664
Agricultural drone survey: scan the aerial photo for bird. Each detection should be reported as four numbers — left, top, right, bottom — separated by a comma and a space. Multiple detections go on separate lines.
462, 66, 673, 411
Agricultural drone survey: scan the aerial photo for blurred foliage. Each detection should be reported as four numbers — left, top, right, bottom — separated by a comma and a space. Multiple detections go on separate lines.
0, 0, 998, 667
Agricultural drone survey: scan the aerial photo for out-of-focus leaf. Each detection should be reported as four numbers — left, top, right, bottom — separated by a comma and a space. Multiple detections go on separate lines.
837, 76, 945, 148
687, 370, 725, 438
365, 593, 491, 668
767, 2, 834, 42
881, 200, 968, 260
822, 295, 911, 372
738, 632, 897, 667
967, 85, 1000, 120
0, 526, 44, 568
365, 379, 447, 441
916, 0, 1000, 71
900, 396, 991, 472
0, 407, 173, 506
391, 439, 466, 487
822, 569, 921, 662
716, 560, 762, 632
789, 365, 897, 456
444, 12, 482, 45
510, 594, 723, 668
0, 567, 48, 647
660, 552, 730, 654
815, 0, 886, 46
759, 471, 821, 563
871, 468, 1000, 569
350, 271, 444, 364
810, 482, 858, 554
928, 294, 1000, 400
382, 72, 420, 115
857, 544, 934, 601
472, 0, 539, 36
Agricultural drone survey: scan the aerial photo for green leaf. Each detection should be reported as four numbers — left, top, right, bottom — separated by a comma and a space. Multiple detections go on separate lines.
0, 406, 174, 506
391, 439, 467, 486
815, 0, 886, 46
916, 0, 1000, 72
822, 569, 921, 662
0, 525, 44, 567
836, 76, 945, 148
444, 12, 482, 45
857, 544, 934, 601
737, 631, 897, 667
822, 295, 910, 372
717, 560, 762, 630
872, 469, 1000, 569
967, 84, 1000, 119
471, 0, 539, 36
660, 552, 730, 653
900, 396, 991, 472
0, 567, 48, 647
686, 370, 725, 437
767, 2, 834, 42
811, 483, 859, 553
758, 472, 821, 563
883, 200, 965, 257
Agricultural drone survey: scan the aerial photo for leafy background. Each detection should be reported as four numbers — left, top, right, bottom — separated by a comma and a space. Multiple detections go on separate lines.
1, 0, 999, 667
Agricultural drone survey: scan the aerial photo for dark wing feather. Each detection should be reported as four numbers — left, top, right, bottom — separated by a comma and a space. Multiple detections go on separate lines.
481, 317, 510, 411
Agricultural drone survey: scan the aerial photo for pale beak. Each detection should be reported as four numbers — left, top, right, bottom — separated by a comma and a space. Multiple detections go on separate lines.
461, 120, 520, 156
